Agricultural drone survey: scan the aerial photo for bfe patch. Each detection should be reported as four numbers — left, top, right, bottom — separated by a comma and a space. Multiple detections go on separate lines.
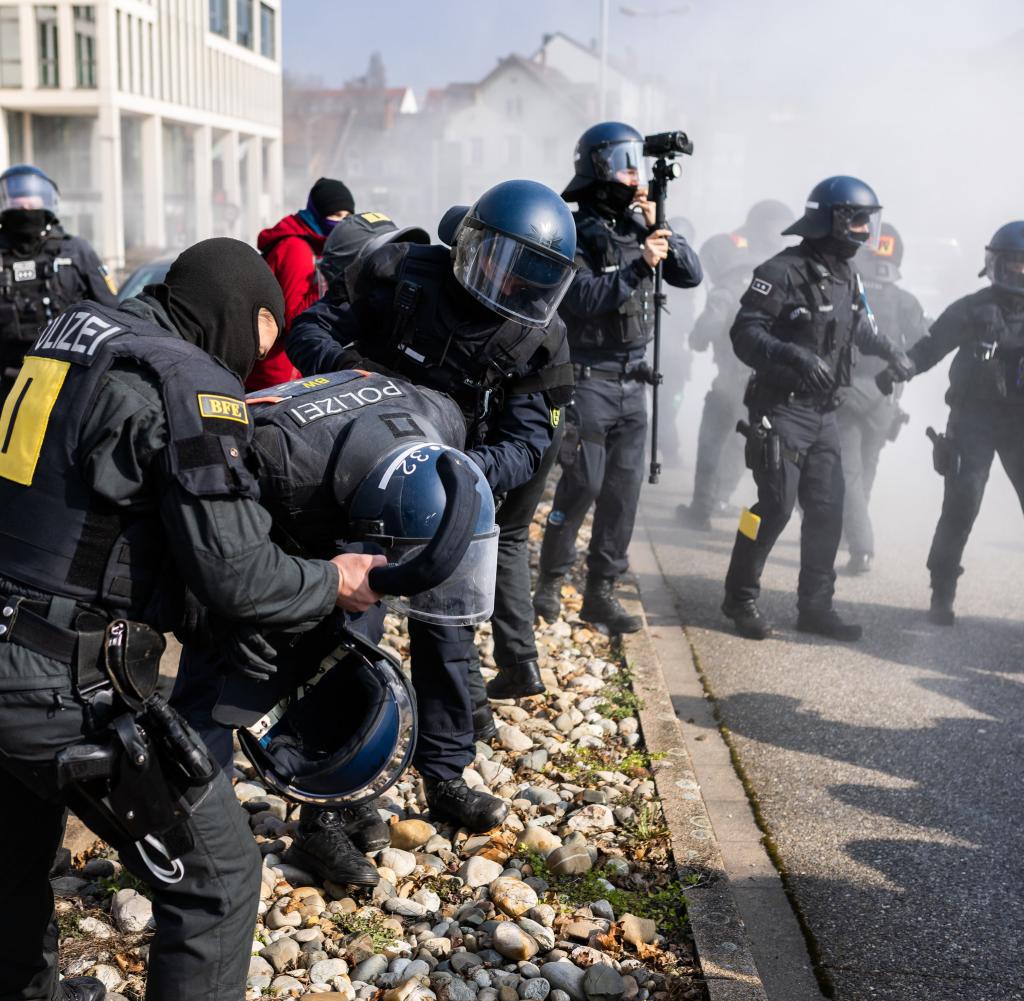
197, 393, 249, 424
750, 278, 773, 295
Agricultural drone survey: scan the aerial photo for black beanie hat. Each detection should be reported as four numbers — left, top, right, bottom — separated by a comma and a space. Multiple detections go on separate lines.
149, 238, 286, 382
309, 177, 355, 218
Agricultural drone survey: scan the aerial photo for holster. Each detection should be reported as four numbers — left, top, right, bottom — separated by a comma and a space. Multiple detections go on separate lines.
557, 405, 582, 468
928, 430, 962, 478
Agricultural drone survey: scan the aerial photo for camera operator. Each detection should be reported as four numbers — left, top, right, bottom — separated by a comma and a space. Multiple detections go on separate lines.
534, 121, 702, 633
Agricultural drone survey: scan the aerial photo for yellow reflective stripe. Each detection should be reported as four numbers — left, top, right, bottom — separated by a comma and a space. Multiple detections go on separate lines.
0, 356, 71, 486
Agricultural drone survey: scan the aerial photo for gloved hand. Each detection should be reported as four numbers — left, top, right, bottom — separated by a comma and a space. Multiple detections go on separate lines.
223, 625, 279, 682
888, 350, 916, 382
779, 343, 834, 395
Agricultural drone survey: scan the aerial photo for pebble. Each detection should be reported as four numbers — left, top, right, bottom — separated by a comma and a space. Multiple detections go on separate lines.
390, 820, 437, 850
449, 952, 485, 974
414, 889, 443, 914
50, 876, 88, 897
378, 849, 417, 879
492, 922, 539, 962
458, 856, 504, 888
516, 917, 555, 952
309, 959, 351, 983
518, 826, 563, 858
438, 978, 477, 1001
619, 914, 657, 948
539, 962, 586, 1001
261, 937, 302, 973
520, 978, 551, 1001
566, 805, 615, 833
351, 954, 389, 983
589, 900, 615, 922
489, 877, 538, 918
233, 781, 266, 802
270, 974, 305, 996
582, 965, 626, 1001
87, 965, 123, 991
249, 957, 275, 979
498, 725, 534, 753
111, 888, 154, 933
77, 916, 113, 939
385, 897, 429, 919
545, 845, 593, 877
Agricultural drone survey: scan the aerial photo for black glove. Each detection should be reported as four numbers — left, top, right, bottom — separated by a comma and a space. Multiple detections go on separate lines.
875, 368, 896, 396
223, 626, 279, 682
888, 350, 916, 382
780, 344, 834, 395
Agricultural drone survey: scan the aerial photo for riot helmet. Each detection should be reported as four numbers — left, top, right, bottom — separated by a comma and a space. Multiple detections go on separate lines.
234, 623, 417, 807
739, 199, 795, 257
0, 164, 59, 214
349, 442, 499, 625
856, 222, 904, 283
321, 210, 429, 290
700, 233, 756, 287
980, 221, 1024, 295
449, 179, 577, 327
783, 176, 882, 251
562, 121, 648, 203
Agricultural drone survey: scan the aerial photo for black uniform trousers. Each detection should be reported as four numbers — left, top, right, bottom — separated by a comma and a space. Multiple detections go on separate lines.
725, 398, 845, 611
0, 646, 260, 1001
927, 403, 1024, 587
691, 380, 748, 517
539, 371, 647, 581
837, 403, 891, 558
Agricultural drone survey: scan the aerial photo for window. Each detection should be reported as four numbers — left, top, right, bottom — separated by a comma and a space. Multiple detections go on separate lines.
259, 2, 273, 58
209, 0, 228, 37
5, 111, 25, 161
36, 5, 59, 88
74, 6, 96, 88
0, 7, 22, 87
236, 0, 252, 47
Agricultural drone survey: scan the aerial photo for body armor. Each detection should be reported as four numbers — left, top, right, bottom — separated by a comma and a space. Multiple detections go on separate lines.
945, 288, 1024, 407
569, 212, 652, 351
249, 369, 466, 556
0, 301, 256, 619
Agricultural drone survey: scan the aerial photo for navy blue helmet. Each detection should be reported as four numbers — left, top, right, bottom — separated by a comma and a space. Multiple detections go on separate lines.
563, 121, 647, 202
784, 176, 882, 250
0, 164, 59, 214
980, 221, 1024, 294
449, 179, 578, 327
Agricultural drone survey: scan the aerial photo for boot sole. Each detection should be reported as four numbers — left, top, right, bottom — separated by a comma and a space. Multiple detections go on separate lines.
284, 846, 380, 887
346, 831, 391, 853
486, 683, 546, 700
427, 802, 509, 834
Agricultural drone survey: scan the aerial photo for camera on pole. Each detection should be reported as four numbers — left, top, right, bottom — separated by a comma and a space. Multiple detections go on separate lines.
643, 130, 693, 485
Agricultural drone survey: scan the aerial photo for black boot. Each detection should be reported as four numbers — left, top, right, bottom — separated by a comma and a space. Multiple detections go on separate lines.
340, 800, 391, 853
844, 552, 873, 575
796, 608, 863, 641
424, 777, 508, 833
49, 847, 72, 878
721, 595, 772, 640
532, 574, 563, 623
486, 660, 545, 700
287, 807, 379, 887
928, 581, 956, 626
473, 702, 498, 742
61, 978, 106, 1001
677, 503, 712, 532
580, 577, 641, 634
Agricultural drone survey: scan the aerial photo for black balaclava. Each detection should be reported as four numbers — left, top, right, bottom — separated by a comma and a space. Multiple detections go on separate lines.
581, 182, 636, 221
148, 238, 286, 382
0, 208, 57, 254
809, 234, 860, 263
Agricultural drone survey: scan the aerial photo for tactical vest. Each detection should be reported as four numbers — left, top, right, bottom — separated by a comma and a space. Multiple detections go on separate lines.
0, 302, 257, 618
568, 213, 652, 351
0, 234, 78, 354
947, 290, 1024, 406
249, 369, 465, 556
351, 244, 570, 439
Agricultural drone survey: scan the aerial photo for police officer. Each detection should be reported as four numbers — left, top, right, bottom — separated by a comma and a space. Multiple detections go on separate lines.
721, 176, 914, 641
0, 238, 383, 1001
678, 233, 758, 530
533, 122, 702, 632
0, 165, 117, 403
289, 179, 576, 829
878, 222, 1024, 625
838, 223, 928, 573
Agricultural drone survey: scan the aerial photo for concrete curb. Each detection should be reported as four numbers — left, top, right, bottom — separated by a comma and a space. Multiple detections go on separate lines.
619, 589, 770, 1001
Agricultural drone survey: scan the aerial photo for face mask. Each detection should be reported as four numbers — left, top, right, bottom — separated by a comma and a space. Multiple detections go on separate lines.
591, 181, 637, 219
1, 209, 55, 250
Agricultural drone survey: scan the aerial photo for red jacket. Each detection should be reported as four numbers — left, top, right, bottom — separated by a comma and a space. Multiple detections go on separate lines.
248, 212, 326, 390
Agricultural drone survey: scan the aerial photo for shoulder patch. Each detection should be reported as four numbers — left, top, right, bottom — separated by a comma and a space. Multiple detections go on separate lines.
197, 393, 249, 425
750, 278, 773, 296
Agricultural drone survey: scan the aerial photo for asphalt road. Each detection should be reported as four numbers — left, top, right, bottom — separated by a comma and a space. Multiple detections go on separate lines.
634, 368, 1024, 999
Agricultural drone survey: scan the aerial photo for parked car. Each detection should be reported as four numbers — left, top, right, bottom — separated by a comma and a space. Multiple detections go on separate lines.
116, 255, 175, 303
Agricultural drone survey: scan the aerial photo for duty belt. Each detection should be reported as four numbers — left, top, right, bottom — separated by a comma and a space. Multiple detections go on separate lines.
0, 596, 109, 696
576, 363, 653, 384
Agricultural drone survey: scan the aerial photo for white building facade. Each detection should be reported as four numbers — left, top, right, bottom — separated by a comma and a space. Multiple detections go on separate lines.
0, 0, 282, 268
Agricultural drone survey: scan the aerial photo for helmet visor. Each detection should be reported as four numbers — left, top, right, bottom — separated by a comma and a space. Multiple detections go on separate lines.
833, 205, 882, 250
591, 140, 648, 188
385, 526, 499, 625
453, 227, 577, 327
0, 171, 59, 212
987, 250, 1024, 294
